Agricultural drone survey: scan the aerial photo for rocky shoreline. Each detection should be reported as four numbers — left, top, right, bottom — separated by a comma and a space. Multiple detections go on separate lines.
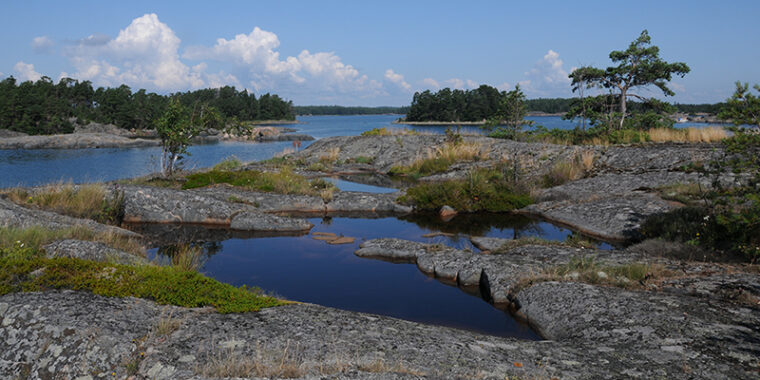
0, 122, 313, 150
1, 133, 758, 379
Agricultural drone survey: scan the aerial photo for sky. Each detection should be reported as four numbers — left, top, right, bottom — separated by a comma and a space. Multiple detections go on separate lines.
1, 1, 758, 106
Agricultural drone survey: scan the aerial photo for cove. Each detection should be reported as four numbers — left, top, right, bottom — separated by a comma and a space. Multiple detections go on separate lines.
138, 214, 591, 339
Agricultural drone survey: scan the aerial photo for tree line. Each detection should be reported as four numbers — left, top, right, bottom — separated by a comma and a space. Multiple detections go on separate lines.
293, 105, 409, 115
0, 76, 295, 135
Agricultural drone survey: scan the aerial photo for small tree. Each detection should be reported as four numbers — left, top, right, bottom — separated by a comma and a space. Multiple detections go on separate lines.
483, 85, 533, 138
575, 30, 690, 129
718, 82, 760, 127
155, 99, 200, 176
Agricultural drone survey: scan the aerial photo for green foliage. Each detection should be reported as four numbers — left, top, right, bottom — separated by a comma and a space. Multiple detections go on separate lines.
361, 127, 392, 136
155, 99, 200, 176
405, 85, 503, 122
398, 167, 532, 212
718, 82, 760, 127
481, 85, 533, 138
0, 77, 294, 136
566, 30, 690, 130
182, 167, 335, 196
0, 246, 285, 313
213, 156, 243, 171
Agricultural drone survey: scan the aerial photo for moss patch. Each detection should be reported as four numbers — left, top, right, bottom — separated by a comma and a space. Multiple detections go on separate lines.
182, 167, 335, 197
0, 245, 285, 313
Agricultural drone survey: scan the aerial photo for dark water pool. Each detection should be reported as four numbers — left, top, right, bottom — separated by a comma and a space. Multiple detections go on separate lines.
141, 214, 596, 339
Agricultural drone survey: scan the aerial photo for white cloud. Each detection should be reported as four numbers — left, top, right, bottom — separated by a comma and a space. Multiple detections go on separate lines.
66, 13, 204, 90
14, 61, 42, 81
384, 69, 411, 91
496, 82, 512, 91
466, 79, 478, 88
32, 36, 54, 53
422, 78, 440, 89
184, 26, 381, 97
521, 50, 572, 97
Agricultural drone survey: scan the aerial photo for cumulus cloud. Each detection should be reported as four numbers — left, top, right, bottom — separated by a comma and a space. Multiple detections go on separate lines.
14, 61, 42, 81
422, 78, 440, 90
521, 50, 572, 97
184, 26, 381, 97
64, 14, 205, 90
32, 36, 54, 53
384, 69, 411, 91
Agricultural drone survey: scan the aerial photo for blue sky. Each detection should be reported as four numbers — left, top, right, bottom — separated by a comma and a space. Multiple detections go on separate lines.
1, 1, 758, 106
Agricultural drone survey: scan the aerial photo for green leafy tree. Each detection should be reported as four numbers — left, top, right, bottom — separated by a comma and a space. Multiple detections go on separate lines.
155, 99, 200, 176
483, 85, 533, 138
576, 30, 690, 129
718, 82, 760, 127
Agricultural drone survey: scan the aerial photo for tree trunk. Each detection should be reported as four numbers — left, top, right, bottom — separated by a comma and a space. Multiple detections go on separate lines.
618, 88, 628, 130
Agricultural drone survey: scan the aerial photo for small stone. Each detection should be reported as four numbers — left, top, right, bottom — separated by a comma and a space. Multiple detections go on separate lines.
439, 205, 457, 220
327, 237, 355, 245
597, 271, 608, 279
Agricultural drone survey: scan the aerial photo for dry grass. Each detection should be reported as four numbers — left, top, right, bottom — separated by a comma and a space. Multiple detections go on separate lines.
579, 150, 595, 172
6, 182, 123, 224
511, 257, 670, 293
492, 236, 596, 254
274, 147, 296, 158
197, 341, 426, 379
169, 244, 205, 272
361, 127, 424, 136
153, 309, 182, 337
0, 225, 145, 257
648, 126, 727, 143
319, 147, 341, 163
428, 141, 482, 162
657, 182, 706, 204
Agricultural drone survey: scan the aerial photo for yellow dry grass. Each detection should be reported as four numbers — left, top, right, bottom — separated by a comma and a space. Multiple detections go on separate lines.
319, 147, 341, 163
648, 126, 727, 143
7, 182, 110, 219
425, 141, 482, 162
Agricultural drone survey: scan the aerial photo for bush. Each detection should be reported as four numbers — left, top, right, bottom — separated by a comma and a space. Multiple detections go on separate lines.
398, 167, 532, 212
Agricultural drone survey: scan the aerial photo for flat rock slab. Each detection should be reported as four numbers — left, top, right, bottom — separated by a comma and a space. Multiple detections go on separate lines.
190, 186, 412, 216
356, 238, 646, 304
5, 290, 755, 379
43, 239, 147, 266
517, 281, 760, 377
120, 185, 312, 233
522, 192, 676, 242
0, 197, 139, 238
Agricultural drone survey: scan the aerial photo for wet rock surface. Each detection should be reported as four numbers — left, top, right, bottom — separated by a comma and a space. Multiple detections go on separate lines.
42, 239, 147, 265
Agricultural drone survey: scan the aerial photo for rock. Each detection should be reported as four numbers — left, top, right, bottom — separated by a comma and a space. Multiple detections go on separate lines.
229, 211, 313, 232
0, 133, 160, 150
0, 129, 28, 138
439, 205, 457, 220
326, 191, 412, 215
2, 288, 757, 379
0, 197, 139, 238
43, 239, 147, 266
326, 236, 355, 245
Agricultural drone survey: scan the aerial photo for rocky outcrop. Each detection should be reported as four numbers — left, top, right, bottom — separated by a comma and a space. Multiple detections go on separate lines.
119, 185, 313, 232
0, 197, 139, 238
356, 238, 650, 304
517, 281, 760, 377
188, 185, 412, 216
0, 132, 160, 149
521, 172, 709, 241
0, 129, 28, 138
43, 239, 147, 265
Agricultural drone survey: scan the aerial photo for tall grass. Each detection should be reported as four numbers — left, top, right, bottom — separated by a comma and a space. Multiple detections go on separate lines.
648, 126, 727, 143
182, 167, 337, 197
6, 182, 124, 224
213, 156, 243, 171
0, 226, 145, 257
389, 141, 483, 177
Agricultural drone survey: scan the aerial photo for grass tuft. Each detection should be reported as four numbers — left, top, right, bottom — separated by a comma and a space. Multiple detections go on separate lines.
389, 141, 483, 177
213, 156, 243, 171
0, 226, 144, 257
6, 182, 124, 224
182, 167, 337, 197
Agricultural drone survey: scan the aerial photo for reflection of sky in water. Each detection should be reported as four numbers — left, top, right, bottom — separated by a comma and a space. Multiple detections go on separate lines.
322, 177, 399, 194
146, 215, 587, 339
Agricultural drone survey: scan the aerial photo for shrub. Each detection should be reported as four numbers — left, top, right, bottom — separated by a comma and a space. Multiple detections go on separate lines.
398, 167, 532, 212
213, 156, 243, 171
